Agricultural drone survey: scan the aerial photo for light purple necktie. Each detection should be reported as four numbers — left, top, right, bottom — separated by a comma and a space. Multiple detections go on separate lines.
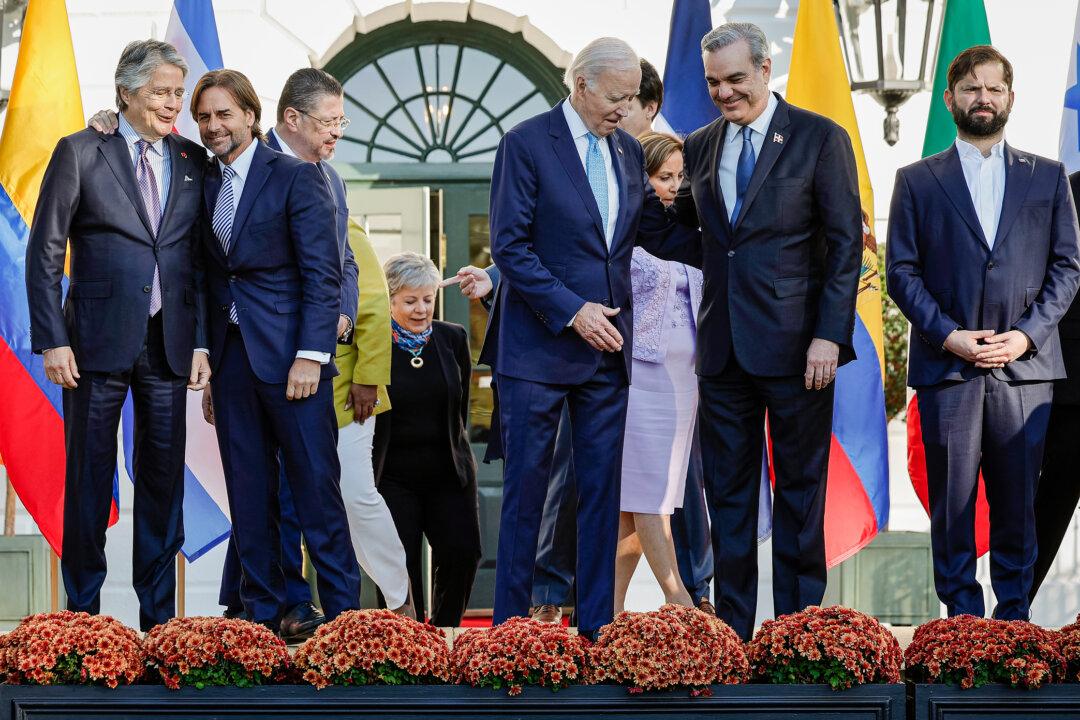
135, 140, 162, 316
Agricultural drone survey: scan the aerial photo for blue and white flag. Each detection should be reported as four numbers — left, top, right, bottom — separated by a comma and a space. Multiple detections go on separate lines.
166, 0, 224, 145
117, 0, 230, 563
655, 0, 721, 138
1061, 1, 1080, 172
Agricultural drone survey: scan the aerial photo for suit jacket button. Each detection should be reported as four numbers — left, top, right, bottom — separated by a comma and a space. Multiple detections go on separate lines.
142, 285, 151, 293
228, 275, 237, 281
727, 250, 735, 257
987, 262, 996, 270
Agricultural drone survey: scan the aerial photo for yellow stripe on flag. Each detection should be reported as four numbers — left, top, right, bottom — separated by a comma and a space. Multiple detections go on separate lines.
785, 0, 884, 374
0, 0, 84, 225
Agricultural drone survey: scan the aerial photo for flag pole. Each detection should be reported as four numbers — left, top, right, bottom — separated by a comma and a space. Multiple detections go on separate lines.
49, 550, 59, 612
176, 553, 186, 617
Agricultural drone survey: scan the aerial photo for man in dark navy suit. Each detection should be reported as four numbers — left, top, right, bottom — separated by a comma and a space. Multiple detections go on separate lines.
887, 46, 1080, 620
649, 22, 863, 641
483, 37, 688, 639
26, 40, 209, 630
214, 68, 360, 641
192, 69, 360, 631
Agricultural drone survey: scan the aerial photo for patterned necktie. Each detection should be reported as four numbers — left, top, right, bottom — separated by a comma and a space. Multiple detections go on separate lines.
586, 132, 610, 244
135, 140, 162, 316
213, 165, 240, 323
731, 125, 756, 224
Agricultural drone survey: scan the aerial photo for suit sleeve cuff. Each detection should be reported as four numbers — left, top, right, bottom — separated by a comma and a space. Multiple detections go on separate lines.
296, 350, 331, 364
194, 348, 209, 355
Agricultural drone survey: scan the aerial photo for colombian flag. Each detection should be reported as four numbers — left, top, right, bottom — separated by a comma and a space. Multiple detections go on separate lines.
786, 0, 890, 565
0, 0, 117, 555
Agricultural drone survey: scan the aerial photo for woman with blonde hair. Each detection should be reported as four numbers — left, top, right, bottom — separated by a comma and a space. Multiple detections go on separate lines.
614, 131, 705, 613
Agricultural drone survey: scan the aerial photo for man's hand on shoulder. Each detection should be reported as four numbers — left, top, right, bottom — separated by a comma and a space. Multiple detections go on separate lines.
88, 109, 119, 134
804, 338, 839, 390
572, 302, 623, 353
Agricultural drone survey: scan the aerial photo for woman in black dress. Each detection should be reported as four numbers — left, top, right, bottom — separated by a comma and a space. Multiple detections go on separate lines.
373, 251, 481, 626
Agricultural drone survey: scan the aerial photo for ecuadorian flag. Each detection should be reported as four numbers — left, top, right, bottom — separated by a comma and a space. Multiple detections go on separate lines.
0, 0, 110, 554
786, 0, 890, 565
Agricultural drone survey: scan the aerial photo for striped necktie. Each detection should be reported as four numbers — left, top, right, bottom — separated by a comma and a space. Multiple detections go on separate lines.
213, 165, 239, 323
135, 140, 162, 316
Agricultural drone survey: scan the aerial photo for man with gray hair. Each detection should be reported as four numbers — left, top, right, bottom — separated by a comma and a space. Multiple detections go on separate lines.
25, 39, 209, 629
482, 36, 689, 638
649, 22, 863, 640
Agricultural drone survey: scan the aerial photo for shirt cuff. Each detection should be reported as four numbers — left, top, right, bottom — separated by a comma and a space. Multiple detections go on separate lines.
194, 348, 209, 355
296, 350, 331, 364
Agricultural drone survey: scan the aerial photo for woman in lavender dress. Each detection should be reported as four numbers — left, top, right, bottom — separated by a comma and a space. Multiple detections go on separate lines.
614, 132, 703, 612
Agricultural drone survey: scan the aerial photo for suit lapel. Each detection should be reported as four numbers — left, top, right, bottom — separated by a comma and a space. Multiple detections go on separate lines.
430, 325, 458, 427
98, 134, 155, 241
992, 144, 1034, 249
734, 96, 791, 230
608, 132, 630, 254
705, 118, 733, 237
158, 134, 188, 234
928, 146, 989, 247
550, 104, 607, 245
229, 142, 274, 244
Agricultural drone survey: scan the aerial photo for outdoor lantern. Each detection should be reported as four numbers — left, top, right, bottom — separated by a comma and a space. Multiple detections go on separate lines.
834, 0, 945, 145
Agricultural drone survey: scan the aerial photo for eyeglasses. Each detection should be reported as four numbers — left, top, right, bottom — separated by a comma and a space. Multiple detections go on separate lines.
299, 110, 351, 130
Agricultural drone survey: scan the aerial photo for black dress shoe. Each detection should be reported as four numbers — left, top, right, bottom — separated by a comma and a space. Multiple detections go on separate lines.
280, 601, 325, 643
223, 607, 250, 621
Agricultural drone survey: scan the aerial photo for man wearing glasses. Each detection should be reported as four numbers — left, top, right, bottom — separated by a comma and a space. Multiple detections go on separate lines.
26, 40, 210, 629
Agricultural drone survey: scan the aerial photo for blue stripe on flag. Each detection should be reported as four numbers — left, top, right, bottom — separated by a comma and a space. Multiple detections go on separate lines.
832, 314, 890, 530
659, 0, 720, 137
0, 184, 65, 417
174, 0, 224, 68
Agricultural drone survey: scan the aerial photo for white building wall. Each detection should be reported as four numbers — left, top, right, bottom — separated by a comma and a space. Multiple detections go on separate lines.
2, 0, 1079, 627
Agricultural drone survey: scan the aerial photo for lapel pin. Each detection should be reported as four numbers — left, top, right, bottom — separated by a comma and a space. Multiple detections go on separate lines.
1019, 157, 1029, 164
180, 151, 188, 159
184, 175, 193, 182
773, 133, 784, 144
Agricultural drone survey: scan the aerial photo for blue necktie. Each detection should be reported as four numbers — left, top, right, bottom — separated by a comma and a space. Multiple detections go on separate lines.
213, 165, 240, 323
586, 132, 609, 243
731, 125, 756, 224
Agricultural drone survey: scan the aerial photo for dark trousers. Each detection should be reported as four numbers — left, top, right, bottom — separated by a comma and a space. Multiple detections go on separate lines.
671, 426, 713, 604
378, 475, 480, 626
493, 353, 628, 637
919, 375, 1051, 620
1030, 403, 1080, 600
61, 314, 186, 631
211, 327, 360, 624
699, 358, 833, 641
531, 403, 576, 607
218, 460, 312, 613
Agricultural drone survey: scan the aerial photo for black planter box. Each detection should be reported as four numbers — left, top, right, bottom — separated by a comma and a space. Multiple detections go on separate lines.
0, 682, 905, 720
913, 683, 1080, 719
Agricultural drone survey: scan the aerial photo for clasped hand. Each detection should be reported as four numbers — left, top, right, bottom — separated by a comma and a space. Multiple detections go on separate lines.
572, 302, 623, 352
944, 329, 1031, 368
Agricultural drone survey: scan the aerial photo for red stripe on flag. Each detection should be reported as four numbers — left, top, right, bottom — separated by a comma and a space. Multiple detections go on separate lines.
824, 435, 878, 567
0, 340, 66, 554
906, 395, 990, 556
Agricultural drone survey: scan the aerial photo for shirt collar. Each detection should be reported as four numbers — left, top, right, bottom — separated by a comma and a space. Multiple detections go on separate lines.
219, 138, 260, 181
727, 91, 779, 144
269, 127, 299, 158
955, 137, 1005, 162
117, 112, 166, 156
562, 97, 604, 143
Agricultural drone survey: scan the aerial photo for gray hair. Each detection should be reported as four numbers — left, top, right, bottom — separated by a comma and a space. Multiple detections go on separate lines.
701, 23, 770, 67
276, 68, 343, 123
564, 37, 640, 89
384, 251, 441, 297
115, 40, 188, 111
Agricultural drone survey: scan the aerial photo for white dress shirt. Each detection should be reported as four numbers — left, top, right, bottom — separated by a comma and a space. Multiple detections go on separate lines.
719, 92, 779, 222
116, 113, 168, 209
562, 98, 619, 247
955, 137, 1006, 249
220, 139, 330, 364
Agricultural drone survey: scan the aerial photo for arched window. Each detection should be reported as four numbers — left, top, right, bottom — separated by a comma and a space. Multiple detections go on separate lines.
325, 19, 568, 165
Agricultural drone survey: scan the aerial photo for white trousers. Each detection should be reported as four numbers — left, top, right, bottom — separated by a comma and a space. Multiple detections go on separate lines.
337, 418, 410, 609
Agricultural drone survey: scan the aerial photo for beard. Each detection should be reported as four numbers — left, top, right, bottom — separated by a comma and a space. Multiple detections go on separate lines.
952, 103, 1010, 137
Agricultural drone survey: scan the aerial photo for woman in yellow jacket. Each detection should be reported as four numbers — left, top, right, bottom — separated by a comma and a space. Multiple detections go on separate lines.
334, 220, 413, 617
